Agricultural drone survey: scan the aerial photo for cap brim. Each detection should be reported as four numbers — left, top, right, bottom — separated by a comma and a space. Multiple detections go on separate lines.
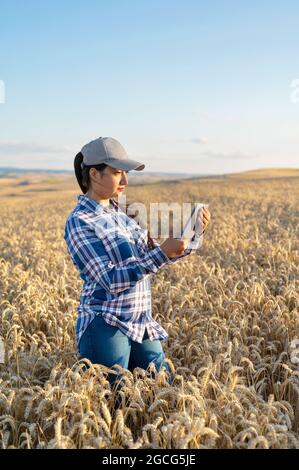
103, 158, 145, 171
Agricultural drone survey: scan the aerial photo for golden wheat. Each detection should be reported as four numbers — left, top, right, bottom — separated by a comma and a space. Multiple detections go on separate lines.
0, 174, 298, 448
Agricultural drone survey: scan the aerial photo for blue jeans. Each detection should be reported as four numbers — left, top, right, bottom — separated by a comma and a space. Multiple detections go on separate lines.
78, 314, 173, 407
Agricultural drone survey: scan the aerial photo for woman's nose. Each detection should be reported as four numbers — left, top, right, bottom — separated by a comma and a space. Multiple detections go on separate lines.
121, 172, 128, 185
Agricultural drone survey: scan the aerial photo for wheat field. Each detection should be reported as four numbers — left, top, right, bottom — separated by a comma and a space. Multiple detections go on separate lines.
0, 170, 299, 449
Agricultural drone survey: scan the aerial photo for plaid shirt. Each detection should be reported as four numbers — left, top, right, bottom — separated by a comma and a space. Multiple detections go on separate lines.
64, 194, 202, 347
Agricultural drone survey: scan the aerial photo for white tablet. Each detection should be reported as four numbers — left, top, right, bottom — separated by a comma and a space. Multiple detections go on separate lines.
181, 203, 208, 238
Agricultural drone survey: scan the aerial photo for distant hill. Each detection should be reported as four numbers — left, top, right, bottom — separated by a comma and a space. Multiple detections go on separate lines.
0, 167, 72, 175
0, 166, 298, 187
168, 167, 299, 183
224, 168, 299, 179
0, 166, 210, 185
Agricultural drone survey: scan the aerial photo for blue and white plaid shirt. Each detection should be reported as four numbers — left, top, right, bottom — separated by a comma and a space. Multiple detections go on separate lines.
64, 194, 202, 348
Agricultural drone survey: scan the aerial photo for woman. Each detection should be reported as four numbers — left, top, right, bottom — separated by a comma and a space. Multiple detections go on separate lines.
64, 136, 211, 407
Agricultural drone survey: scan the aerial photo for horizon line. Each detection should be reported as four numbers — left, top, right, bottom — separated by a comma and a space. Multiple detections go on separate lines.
0, 165, 299, 177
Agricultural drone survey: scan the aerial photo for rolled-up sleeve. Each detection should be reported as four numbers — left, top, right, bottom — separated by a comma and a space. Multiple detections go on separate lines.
64, 215, 170, 294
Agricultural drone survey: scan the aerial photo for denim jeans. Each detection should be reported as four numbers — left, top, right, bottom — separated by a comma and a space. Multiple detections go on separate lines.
78, 314, 173, 407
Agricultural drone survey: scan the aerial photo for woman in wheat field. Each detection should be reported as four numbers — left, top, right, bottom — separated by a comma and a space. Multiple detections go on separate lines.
64, 136, 210, 408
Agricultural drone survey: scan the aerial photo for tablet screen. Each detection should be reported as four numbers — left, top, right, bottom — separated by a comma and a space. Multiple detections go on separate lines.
181, 203, 207, 238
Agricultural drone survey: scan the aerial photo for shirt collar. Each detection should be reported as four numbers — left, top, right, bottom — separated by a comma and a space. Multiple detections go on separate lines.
77, 194, 105, 212
77, 194, 118, 213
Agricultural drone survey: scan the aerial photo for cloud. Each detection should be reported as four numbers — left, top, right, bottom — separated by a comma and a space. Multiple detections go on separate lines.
202, 150, 256, 159
0, 141, 75, 155
190, 111, 209, 119
188, 137, 208, 144
160, 137, 208, 144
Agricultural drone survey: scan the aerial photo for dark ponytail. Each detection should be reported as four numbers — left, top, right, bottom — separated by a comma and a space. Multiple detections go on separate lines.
74, 151, 108, 194
74, 152, 86, 194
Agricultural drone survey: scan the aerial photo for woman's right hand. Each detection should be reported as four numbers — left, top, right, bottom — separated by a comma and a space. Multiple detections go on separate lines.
160, 237, 189, 258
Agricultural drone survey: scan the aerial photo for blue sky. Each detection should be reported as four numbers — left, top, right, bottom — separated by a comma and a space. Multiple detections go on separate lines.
0, 0, 298, 174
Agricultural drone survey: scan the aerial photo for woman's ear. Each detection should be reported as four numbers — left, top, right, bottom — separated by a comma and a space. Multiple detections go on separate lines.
89, 168, 98, 182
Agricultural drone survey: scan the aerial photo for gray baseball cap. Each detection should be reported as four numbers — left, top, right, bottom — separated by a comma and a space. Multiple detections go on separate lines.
80, 136, 145, 171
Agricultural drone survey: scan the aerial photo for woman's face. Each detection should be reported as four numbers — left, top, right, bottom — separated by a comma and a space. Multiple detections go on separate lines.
89, 165, 128, 199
